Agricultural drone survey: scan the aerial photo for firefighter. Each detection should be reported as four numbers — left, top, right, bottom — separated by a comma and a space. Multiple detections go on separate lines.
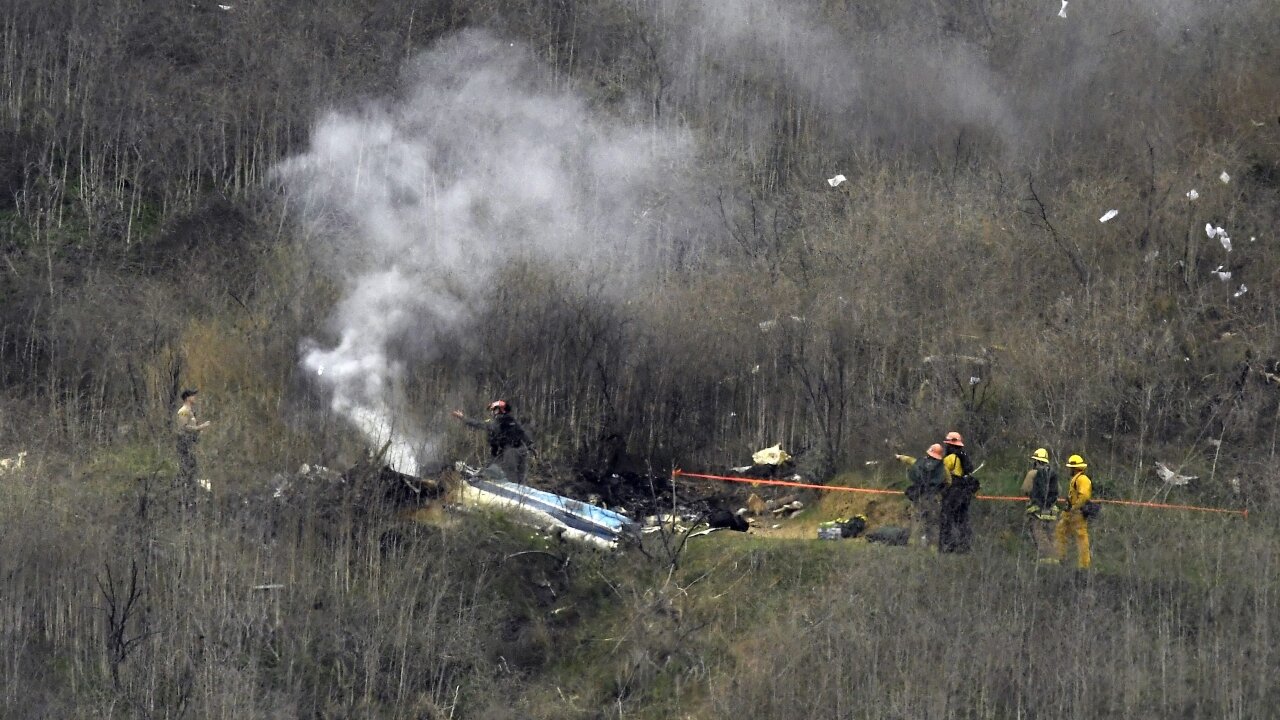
175, 388, 211, 488
1021, 447, 1060, 563
895, 444, 947, 550
452, 400, 535, 483
1056, 454, 1093, 569
940, 430, 978, 553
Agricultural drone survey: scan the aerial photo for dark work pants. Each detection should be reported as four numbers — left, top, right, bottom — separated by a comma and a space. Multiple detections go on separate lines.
940, 485, 974, 553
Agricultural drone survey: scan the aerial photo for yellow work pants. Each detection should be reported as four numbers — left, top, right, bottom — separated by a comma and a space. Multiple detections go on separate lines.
1056, 510, 1090, 569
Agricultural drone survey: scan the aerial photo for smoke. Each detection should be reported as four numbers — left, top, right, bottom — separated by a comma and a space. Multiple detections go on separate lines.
274, 30, 690, 474
645, 0, 1255, 163
648, 0, 1023, 156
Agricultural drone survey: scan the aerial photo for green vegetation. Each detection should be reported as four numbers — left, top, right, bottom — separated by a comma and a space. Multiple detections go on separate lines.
1, 0, 1278, 716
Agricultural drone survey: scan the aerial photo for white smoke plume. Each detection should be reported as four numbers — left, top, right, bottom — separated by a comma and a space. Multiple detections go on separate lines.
274, 30, 690, 474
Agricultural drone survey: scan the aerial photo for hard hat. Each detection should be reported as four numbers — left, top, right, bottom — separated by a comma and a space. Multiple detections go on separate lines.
944, 431, 964, 447
926, 443, 944, 460
1066, 454, 1087, 469
1030, 448, 1050, 463
488, 400, 509, 413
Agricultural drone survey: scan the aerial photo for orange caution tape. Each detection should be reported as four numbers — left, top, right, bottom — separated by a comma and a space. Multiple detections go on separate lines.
673, 470, 903, 496
672, 470, 1248, 518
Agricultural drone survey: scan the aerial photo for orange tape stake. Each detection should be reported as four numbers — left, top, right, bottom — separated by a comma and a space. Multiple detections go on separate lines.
672, 470, 1248, 518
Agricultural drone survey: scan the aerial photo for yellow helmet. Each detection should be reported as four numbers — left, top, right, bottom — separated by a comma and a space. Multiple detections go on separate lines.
1066, 454, 1087, 469
1030, 448, 1050, 464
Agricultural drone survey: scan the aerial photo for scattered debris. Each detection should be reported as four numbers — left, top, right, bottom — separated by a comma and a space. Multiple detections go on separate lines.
818, 516, 867, 540
758, 320, 777, 332
865, 526, 910, 546
456, 463, 636, 549
218, 3, 231, 9
1230, 477, 1241, 493
752, 444, 792, 466
706, 508, 749, 532
1212, 266, 1232, 281
827, 174, 847, 187
0, 451, 27, 474
770, 499, 805, 516
1186, 189, 1199, 200
1205, 223, 1227, 239
1143, 249, 1160, 263
1220, 171, 1231, 184
197, 478, 213, 492
864, 460, 880, 466
1234, 284, 1248, 298
251, 584, 285, 591
1058, 0, 1068, 18
1099, 209, 1118, 223
969, 376, 981, 385
1207, 438, 1222, 447
1155, 462, 1197, 486
1221, 236, 1232, 252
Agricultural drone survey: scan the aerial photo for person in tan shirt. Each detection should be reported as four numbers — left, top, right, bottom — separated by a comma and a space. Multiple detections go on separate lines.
176, 388, 211, 486
1021, 448, 1060, 564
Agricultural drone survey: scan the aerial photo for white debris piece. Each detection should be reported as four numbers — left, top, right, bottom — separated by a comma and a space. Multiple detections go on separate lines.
969, 376, 981, 385
1207, 438, 1222, 447
1229, 477, 1241, 492
0, 451, 27, 474
1099, 209, 1118, 223
197, 478, 213, 492
1233, 285, 1248, 298
1205, 223, 1226, 239
218, 4, 232, 9
758, 320, 777, 332
827, 174, 847, 187
1143, 249, 1160, 263
1155, 462, 1197, 486
1219, 171, 1231, 184
1250, 236, 1256, 243
1058, 0, 1068, 18
1186, 189, 1199, 200
1212, 266, 1232, 281
1221, 235, 1232, 252
251, 584, 285, 591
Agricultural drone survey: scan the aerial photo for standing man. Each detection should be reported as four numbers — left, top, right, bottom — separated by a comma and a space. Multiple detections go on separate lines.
896, 444, 947, 551
175, 388, 211, 487
940, 430, 978, 553
1056, 454, 1093, 569
452, 399, 535, 483
1021, 447, 1060, 564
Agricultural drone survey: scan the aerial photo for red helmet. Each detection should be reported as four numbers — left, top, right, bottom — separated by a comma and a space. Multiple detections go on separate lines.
944, 431, 964, 447
488, 400, 509, 413
926, 443, 944, 460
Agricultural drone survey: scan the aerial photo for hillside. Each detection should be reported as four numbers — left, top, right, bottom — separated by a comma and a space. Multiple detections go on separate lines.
1, 0, 1279, 717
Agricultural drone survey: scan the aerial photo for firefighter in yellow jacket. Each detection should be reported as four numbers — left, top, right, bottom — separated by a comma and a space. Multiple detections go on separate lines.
1056, 454, 1092, 569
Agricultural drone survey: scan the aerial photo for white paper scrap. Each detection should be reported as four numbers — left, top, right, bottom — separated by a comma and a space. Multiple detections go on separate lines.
1058, 1, 1068, 18
1212, 266, 1231, 282
1220, 171, 1231, 184
1233, 284, 1248, 298
1186, 189, 1199, 200
1221, 235, 1232, 252
1099, 209, 1118, 223
827, 174, 847, 187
